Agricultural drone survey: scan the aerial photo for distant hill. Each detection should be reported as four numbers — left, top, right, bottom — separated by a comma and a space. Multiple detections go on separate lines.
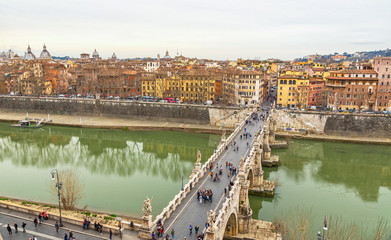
297, 49, 391, 62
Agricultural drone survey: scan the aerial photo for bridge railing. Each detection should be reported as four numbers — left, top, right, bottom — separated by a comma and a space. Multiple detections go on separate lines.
151, 109, 258, 229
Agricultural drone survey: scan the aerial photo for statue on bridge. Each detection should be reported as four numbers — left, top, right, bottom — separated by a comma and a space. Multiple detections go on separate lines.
197, 150, 202, 165
239, 157, 245, 170
142, 197, 152, 217
208, 209, 215, 226
221, 130, 226, 141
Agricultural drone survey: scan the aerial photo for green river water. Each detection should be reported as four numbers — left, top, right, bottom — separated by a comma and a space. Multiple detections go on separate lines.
250, 139, 391, 236
0, 123, 390, 235
0, 123, 220, 217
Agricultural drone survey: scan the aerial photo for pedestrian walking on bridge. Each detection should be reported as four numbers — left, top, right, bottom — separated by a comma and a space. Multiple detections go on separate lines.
189, 225, 193, 235
22, 222, 26, 232
55, 222, 59, 233
171, 228, 175, 239
7, 224, 12, 235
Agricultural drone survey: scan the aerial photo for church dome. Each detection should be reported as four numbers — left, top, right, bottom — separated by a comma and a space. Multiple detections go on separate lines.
92, 49, 99, 59
24, 45, 36, 60
39, 44, 52, 59
111, 52, 117, 60
163, 50, 171, 59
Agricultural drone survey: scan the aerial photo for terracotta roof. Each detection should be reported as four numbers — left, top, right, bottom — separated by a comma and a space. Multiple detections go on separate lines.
331, 69, 377, 74
278, 75, 299, 79
326, 76, 378, 81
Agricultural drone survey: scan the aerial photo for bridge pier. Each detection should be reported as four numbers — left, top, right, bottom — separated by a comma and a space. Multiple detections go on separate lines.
269, 116, 276, 144
269, 111, 288, 149
137, 215, 152, 239
238, 182, 253, 234
262, 129, 279, 167
251, 141, 264, 189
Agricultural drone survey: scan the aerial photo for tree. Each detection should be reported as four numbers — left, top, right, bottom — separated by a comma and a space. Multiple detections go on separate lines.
293, 86, 309, 109
50, 169, 84, 210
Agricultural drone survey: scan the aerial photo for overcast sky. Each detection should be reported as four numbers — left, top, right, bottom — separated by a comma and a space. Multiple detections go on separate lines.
0, 0, 390, 60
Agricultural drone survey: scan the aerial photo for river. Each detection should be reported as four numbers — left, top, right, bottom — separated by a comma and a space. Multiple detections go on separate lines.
0, 123, 220, 217
1, 123, 390, 235
250, 139, 391, 236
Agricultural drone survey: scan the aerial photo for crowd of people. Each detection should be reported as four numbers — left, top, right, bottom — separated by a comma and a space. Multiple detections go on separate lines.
197, 188, 214, 203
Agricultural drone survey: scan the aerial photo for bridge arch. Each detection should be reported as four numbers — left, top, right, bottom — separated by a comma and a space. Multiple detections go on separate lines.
222, 211, 238, 239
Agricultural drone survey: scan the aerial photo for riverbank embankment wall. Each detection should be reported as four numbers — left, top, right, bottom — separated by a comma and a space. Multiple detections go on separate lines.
0, 96, 241, 125
276, 110, 391, 138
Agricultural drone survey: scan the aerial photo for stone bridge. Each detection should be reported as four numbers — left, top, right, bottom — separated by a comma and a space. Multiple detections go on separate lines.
205, 114, 276, 240
138, 107, 278, 240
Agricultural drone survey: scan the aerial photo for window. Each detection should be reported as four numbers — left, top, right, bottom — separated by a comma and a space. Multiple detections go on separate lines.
289, 80, 292, 84
280, 87, 282, 90
279, 92, 282, 96
388, 75, 390, 78
354, 94, 357, 99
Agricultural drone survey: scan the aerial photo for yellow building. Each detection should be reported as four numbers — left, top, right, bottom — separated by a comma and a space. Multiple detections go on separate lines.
180, 70, 216, 103
277, 73, 309, 108
141, 72, 158, 98
141, 70, 218, 103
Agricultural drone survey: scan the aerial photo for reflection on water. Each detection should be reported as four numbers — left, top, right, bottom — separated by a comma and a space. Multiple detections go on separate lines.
250, 139, 391, 235
0, 123, 220, 216
277, 140, 391, 202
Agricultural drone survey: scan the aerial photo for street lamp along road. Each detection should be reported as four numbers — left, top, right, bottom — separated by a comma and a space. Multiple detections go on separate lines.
51, 169, 63, 227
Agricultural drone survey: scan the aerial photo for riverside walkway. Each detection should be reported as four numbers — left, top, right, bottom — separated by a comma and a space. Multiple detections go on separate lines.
154, 110, 264, 240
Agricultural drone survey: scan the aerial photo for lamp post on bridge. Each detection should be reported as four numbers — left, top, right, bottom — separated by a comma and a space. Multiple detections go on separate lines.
181, 174, 184, 191
51, 169, 63, 227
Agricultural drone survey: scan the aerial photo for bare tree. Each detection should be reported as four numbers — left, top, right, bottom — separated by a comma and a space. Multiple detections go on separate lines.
50, 169, 84, 210
273, 208, 391, 240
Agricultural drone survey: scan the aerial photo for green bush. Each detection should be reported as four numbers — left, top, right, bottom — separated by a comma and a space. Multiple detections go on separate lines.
0, 198, 8, 201
21, 202, 38, 205
104, 216, 113, 220
110, 214, 117, 217
81, 211, 91, 216
43, 205, 57, 208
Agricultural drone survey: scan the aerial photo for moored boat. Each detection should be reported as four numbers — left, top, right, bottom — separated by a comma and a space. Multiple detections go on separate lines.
11, 118, 50, 128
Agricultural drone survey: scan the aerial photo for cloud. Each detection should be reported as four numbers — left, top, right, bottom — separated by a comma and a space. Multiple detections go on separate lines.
0, 0, 390, 60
